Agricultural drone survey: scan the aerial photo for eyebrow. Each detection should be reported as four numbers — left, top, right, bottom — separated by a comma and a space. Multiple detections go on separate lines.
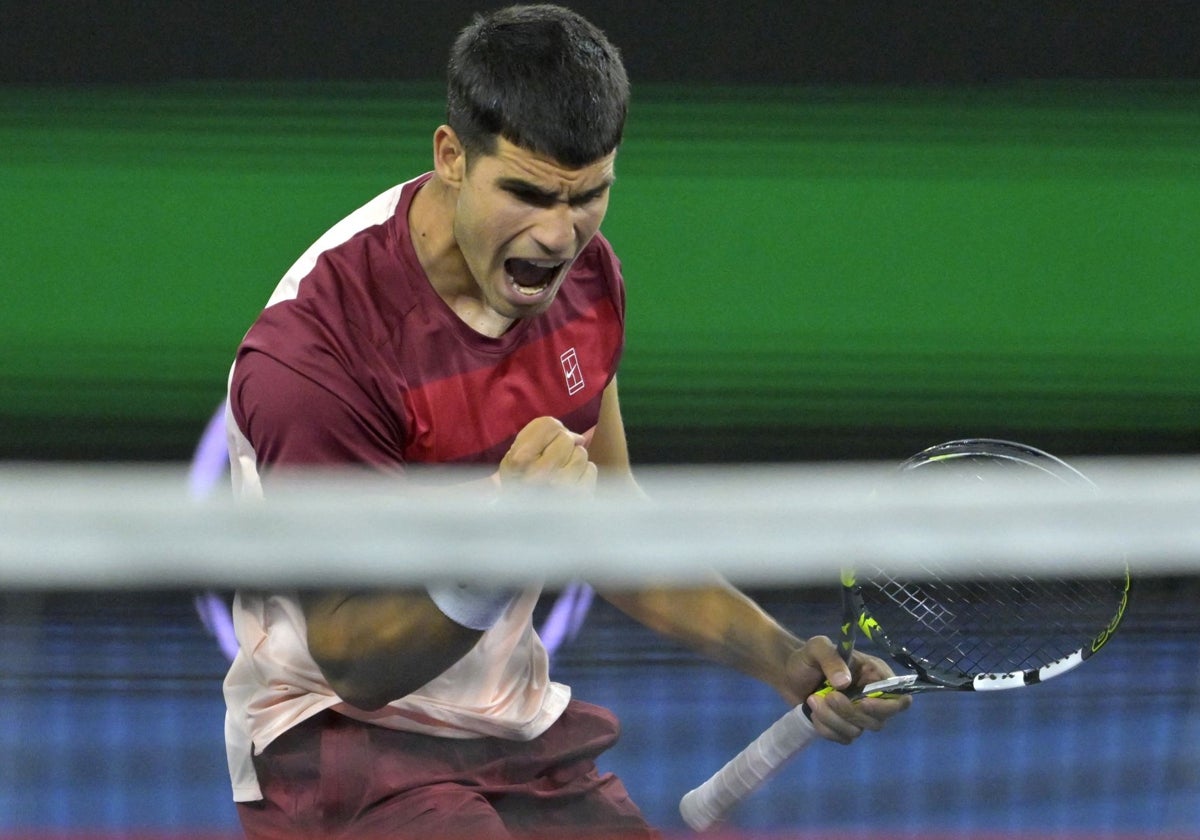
496, 176, 614, 207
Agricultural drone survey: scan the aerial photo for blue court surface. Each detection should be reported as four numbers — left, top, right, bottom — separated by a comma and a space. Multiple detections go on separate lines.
1, 585, 1197, 838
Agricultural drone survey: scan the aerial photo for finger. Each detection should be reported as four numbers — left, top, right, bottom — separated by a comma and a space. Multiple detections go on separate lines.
794, 636, 852, 691
501, 418, 584, 476
538, 429, 587, 472
855, 694, 913, 725
570, 459, 598, 490
501, 431, 595, 495
848, 650, 897, 683
503, 419, 562, 469
804, 691, 863, 745
829, 687, 891, 730
511, 436, 587, 488
535, 437, 593, 485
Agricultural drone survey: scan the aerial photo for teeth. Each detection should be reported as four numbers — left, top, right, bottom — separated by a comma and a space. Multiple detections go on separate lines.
506, 257, 564, 296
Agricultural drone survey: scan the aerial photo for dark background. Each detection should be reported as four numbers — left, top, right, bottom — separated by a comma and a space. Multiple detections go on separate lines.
4, 1, 1200, 85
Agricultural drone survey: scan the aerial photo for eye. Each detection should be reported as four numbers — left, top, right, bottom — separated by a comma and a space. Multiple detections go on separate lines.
506, 185, 557, 208
568, 189, 607, 208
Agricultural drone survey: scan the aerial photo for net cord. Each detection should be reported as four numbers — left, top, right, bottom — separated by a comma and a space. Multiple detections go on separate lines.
1, 458, 1197, 589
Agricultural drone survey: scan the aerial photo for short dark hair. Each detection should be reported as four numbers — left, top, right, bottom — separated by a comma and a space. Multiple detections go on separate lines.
446, 4, 630, 168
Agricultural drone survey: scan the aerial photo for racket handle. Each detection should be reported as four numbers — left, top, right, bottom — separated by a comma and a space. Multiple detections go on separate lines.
679, 704, 819, 831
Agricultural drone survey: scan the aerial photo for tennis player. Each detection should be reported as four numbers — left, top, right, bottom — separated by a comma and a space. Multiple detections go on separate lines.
222, 5, 909, 838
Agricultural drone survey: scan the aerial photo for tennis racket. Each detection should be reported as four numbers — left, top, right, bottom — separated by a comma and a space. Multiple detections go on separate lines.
679, 438, 1131, 831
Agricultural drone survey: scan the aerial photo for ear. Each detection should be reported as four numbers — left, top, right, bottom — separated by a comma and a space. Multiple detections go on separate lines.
433, 125, 466, 187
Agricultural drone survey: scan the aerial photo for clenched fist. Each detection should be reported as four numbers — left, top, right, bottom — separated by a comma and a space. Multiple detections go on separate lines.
498, 417, 597, 493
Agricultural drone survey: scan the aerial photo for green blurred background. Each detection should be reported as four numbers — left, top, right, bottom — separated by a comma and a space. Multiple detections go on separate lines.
2, 4, 1198, 464
1, 8, 1197, 837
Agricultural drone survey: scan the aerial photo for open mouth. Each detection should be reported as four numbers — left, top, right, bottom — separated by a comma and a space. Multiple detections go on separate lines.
505, 258, 565, 297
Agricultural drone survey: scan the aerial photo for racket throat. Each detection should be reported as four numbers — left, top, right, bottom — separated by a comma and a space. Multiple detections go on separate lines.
859, 674, 921, 697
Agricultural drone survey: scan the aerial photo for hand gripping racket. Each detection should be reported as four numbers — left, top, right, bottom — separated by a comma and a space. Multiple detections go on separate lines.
679, 438, 1131, 831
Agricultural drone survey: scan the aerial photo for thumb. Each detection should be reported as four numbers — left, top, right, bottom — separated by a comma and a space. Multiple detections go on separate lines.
795, 635, 852, 691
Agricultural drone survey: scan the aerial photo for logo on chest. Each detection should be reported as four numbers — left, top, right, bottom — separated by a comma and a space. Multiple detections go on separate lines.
560, 348, 585, 396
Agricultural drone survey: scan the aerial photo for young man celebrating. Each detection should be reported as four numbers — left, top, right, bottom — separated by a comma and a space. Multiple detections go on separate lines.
223, 5, 909, 838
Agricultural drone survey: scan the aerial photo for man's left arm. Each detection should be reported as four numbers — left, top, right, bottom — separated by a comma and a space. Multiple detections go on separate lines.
586, 378, 911, 743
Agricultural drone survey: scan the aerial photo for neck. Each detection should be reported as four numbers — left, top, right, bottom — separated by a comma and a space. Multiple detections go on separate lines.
408, 177, 459, 290
409, 177, 515, 338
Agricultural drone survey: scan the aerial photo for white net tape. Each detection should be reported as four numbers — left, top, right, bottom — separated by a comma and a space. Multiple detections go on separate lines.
2, 457, 1197, 589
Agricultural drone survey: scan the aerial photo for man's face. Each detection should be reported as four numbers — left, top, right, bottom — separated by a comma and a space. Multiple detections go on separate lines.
453, 137, 616, 323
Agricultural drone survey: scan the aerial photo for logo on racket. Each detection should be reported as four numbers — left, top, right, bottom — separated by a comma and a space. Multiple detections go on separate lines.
858, 613, 882, 641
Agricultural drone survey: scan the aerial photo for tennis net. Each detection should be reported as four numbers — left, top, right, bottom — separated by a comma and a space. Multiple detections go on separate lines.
0, 460, 1197, 839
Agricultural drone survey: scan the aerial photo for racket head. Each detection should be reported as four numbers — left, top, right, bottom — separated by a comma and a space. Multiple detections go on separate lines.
898, 437, 1095, 489
849, 438, 1130, 692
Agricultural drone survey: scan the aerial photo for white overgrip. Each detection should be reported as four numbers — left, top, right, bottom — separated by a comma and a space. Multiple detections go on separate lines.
679, 704, 819, 831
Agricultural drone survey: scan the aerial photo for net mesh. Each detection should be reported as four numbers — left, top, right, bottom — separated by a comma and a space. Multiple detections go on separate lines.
1, 462, 1198, 840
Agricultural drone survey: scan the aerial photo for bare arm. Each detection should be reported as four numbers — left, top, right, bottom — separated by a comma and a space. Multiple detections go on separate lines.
590, 381, 802, 695
590, 379, 910, 740
301, 415, 595, 710
600, 579, 909, 742
302, 589, 482, 710
600, 582, 806, 698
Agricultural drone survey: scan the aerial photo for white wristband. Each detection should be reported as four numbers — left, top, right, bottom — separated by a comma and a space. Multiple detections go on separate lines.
425, 582, 520, 631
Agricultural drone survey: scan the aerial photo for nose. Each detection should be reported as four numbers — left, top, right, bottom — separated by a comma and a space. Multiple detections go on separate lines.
531, 204, 575, 257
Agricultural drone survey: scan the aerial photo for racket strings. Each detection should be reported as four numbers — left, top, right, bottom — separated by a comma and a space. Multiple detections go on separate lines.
862, 569, 1125, 679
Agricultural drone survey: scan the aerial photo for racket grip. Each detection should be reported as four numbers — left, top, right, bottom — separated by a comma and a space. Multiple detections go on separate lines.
679, 704, 819, 831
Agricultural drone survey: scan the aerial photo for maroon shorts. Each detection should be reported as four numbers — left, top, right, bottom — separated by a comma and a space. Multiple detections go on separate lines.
236, 699, 658, 840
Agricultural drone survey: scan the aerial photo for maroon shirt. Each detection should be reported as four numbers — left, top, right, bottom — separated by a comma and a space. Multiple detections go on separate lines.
221, 175, 624, 802
229, 173, 626, 478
